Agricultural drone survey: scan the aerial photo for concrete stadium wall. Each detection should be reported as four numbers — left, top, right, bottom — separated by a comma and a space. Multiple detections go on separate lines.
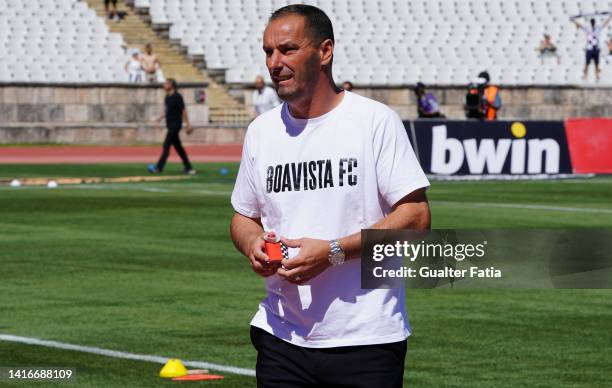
2, 84, 611, 145
0, 123, 245, 145
0, 84, 229, 145
232, 86, 612, 121
0, 85, 209, 124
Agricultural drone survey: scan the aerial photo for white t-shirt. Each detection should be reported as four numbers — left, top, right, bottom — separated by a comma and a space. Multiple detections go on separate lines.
231, 91, 430, 348
127, 58, 142, 73
252, 86, 281, 116
126, 58, 143, 83
582, 26, 602, 50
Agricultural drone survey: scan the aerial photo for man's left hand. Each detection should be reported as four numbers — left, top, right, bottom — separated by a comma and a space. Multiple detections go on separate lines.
185, 124, 194, 134
277, 237, 331, 284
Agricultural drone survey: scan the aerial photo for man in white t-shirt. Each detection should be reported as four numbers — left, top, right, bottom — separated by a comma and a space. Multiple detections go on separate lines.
572, 15, 612, 81
230, 4, 430, 387
251, 75, 281, 118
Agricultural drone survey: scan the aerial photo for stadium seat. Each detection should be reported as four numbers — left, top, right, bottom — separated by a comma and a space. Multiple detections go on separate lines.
166, 0, 597, 85
1, 0, 128, 83
2, 0, 608, 85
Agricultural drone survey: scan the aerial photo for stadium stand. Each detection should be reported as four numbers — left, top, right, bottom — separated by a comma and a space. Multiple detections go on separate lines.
2, 0, 611, 87
0, 0, 128, 83
84, 0, 251, 123
0, 0, 611, 141
135, 0, 612, 86
0, 0, 250, 122
86, 0, 206, 83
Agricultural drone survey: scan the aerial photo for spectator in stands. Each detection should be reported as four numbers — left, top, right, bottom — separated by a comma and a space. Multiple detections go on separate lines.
572, 15, 612, 81
125, 50, 144, 83
538, 34, 560, 64
142, 44, 161, 83
414, 82, 444, 118
478, 71, 502, 120
104, 0, 119, 22
251, 75, 281, 117
606, 37, 612, 65
342, 81, 354, 91
148, 78, 195, 175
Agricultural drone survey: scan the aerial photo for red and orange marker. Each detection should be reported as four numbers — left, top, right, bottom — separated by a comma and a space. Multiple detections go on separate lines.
264, 231, 289, 263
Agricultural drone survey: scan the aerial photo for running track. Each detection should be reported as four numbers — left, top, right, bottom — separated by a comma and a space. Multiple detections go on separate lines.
0, 145, 242, 164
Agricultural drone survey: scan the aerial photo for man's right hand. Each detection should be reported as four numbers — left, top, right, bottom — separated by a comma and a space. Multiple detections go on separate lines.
247, 234, 280, 277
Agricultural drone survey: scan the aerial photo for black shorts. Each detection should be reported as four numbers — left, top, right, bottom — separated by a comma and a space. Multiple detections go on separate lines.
250, 326, 407, 388
104, 0, 117, 7
586, 49, 600, 66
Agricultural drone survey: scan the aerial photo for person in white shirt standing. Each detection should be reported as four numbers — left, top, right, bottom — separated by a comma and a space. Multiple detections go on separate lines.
230, 4, 430, 387
251, 75, 281, 118
572, 15, 612, 81
124, 50, 143, 83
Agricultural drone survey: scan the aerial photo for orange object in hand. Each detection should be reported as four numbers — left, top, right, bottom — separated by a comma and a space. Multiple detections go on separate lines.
265, 241, 284, 262
263, 231, 287, 263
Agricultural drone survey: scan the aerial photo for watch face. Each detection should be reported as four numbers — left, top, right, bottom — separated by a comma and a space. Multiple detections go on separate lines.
329, 241, 345, 265
331, 250, 345, 265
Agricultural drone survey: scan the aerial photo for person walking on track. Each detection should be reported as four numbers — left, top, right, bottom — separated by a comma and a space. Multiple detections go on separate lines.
149, 78, 196, 175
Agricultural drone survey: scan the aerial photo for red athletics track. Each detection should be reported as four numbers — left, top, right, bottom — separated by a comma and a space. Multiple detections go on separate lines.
0, 145, 243, 164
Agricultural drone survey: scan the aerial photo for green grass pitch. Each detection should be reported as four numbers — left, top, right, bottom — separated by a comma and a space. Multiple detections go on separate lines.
1, 163, 611, 387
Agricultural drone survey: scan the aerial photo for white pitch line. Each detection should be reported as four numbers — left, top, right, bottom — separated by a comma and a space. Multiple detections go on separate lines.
140, 187, 173, 193
0, 334, 255, 377
39, 184, 232, 195
434, 201, 612, 214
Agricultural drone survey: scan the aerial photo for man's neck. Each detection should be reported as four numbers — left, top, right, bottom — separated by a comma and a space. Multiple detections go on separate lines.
288, 82, 344, 119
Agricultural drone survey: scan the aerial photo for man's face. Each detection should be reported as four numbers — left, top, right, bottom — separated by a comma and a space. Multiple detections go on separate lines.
254, 77, 264, 90
263, 14, 321, 102
146, 46, 152, 54
163, 80, 172, 92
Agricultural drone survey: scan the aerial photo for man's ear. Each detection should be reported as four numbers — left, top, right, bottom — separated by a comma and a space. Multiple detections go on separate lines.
319, 39, 334, 67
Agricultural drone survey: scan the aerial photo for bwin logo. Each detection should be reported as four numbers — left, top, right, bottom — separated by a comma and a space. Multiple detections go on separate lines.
431, 123, 560, 175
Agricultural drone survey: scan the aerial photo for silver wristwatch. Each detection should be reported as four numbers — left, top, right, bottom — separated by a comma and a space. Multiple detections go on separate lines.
328, 240, 346, 266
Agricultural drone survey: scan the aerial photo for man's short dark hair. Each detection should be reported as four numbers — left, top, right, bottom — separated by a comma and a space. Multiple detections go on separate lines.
167, 78, 177, 90
269, 4, 334, 45
478, 71, 490, 83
